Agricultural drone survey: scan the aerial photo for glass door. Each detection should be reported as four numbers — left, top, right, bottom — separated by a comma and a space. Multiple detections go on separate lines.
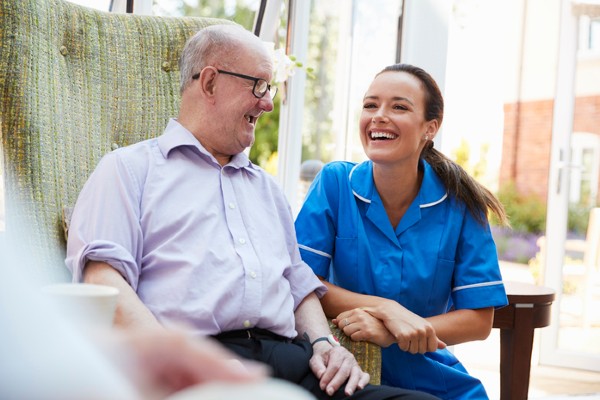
540, 0, 600, 372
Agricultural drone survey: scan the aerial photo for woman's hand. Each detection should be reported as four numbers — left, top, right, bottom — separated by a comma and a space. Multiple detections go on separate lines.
362, 300, 446, 354
333, 300, 446, 354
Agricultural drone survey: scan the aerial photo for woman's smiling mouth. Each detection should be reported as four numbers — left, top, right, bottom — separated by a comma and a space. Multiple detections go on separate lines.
370, 131, 398, 140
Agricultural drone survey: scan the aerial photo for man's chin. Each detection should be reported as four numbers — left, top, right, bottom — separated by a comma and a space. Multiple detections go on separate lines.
241, 134, 255, 150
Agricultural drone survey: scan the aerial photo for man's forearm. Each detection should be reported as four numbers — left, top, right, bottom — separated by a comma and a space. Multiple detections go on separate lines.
294, 292, 334, 342
84, 261, 162, 330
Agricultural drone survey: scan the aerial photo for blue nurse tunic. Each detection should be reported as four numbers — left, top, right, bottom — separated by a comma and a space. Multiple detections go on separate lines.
295, 159, 508, 399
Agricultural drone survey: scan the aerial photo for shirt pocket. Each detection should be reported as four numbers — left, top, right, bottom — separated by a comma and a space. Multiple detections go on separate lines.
332, 236, 360, 291
427, 258, 455, 314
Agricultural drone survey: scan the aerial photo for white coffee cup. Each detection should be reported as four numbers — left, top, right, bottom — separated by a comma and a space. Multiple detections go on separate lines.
41, 283, 119, 330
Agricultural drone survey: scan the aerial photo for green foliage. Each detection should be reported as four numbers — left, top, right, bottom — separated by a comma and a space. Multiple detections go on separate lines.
452, 138, 488, 181
493, 182, 547, 233
178, 0, 255, 29
567, 204, 591, 235
492, 182, 591, 235
251, 97, 281, 167
300, 2, 339, 163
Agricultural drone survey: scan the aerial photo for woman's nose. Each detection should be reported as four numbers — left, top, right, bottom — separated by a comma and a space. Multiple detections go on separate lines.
372, 110, 388, 123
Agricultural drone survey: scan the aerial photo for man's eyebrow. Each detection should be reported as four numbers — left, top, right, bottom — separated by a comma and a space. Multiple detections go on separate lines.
363, 95, 414, 106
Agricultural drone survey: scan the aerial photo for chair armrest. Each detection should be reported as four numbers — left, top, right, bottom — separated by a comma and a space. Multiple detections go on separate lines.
329, 321, 381, 385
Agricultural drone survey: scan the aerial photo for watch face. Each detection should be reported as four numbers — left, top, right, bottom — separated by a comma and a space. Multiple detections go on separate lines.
328, 334, 341, 346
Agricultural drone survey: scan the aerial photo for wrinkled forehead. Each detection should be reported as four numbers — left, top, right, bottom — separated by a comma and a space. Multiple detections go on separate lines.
237, 41, 274, 77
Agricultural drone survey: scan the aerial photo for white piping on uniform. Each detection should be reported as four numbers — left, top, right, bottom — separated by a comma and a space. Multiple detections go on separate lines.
349, 164, 371, 203
353, 191, 370, 203
420, 193, 448, 208
452, 280, 504, 292
298, 244, 332, 259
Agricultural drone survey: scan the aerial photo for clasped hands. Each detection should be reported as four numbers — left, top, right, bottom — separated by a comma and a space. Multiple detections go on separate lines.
309, 339, 370, 397
333, 301, 446, 354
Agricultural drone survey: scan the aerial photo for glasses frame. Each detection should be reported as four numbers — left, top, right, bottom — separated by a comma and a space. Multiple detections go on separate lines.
191, 68, 277, 99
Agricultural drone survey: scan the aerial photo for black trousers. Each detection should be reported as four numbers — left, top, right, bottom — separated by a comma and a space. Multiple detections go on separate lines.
213, 329, 439, 400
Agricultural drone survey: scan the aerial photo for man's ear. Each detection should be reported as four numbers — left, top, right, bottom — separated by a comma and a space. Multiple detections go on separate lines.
198, 66, 218, 98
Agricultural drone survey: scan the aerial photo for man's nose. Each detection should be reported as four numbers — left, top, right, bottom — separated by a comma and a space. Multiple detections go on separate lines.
259, 94, 274, 113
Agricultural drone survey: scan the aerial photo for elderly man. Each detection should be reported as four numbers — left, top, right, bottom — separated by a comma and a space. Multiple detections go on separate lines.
66, 24, 438, 400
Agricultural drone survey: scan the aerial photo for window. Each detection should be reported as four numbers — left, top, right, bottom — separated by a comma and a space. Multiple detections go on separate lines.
301, 0, 403, 165
153, 0, 261, 30
579, 15, 600, 53
570, 132, 600, 207
65, 0, 111, 12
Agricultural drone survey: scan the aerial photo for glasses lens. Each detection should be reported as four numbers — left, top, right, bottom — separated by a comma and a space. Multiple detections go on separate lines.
254, 79, 269, 97
268, 86, 278, 99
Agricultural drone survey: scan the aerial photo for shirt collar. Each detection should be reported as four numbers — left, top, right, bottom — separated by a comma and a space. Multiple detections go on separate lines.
157, 119, 258, 173
349, 159, 447, 208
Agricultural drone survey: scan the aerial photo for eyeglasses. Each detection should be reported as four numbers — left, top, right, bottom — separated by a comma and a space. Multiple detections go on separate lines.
192, 69, 277, 99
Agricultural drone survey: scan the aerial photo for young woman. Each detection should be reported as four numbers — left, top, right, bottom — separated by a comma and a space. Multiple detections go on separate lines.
295, 64, 509, 399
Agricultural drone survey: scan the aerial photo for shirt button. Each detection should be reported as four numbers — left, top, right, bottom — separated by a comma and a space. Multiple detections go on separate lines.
228, 202, 236, 209
250, 271, 257, 279
243, 320, 251, 328
239, 238, 246, 244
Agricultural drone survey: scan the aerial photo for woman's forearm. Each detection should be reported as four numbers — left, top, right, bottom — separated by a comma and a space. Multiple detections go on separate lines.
426, 307, 494, 346
318, 279, 388, 318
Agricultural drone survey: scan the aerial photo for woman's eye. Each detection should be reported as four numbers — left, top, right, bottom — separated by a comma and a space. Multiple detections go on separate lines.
393, 104, 408, 110
363, 103, 376, 109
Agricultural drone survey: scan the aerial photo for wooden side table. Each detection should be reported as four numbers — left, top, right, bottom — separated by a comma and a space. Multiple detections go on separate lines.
493, 281, 555, 400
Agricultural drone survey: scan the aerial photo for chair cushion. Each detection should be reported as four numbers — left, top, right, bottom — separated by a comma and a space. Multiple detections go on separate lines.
0, 0, 231, 280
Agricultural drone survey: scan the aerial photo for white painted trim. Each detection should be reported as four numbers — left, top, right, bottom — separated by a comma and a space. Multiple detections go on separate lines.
276, 0, 311, 216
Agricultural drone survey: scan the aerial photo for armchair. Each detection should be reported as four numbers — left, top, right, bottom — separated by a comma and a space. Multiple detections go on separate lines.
0, 0, 381, 384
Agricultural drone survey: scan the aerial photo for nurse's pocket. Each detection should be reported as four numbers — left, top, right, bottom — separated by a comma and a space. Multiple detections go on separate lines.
332, 236, 359, 291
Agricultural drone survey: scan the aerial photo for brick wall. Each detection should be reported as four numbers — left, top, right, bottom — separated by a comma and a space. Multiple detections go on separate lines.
500, 95, 600, 203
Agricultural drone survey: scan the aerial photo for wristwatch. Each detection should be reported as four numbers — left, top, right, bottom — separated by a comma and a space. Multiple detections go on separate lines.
311, 334, 341, 347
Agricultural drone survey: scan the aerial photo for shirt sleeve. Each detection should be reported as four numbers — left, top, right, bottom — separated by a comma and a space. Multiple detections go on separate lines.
451, 209, 508, 310
266, 177, 327, 308
295, 163, 341, 279
65, 150, 145, 290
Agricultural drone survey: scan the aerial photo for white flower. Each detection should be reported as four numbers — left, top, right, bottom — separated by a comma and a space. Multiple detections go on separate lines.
263, 41, 299, 84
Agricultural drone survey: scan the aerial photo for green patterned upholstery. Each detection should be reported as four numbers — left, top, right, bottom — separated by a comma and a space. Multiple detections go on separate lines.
0, 0, 231, 281
0, 0, 381, 383
330, 323, 381, 385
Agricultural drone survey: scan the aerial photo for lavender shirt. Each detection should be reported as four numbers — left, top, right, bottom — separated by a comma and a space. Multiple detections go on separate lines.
65, 119, 326, 338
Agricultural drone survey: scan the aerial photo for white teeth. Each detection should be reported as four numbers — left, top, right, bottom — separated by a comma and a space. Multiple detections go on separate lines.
371, 131, 397, 139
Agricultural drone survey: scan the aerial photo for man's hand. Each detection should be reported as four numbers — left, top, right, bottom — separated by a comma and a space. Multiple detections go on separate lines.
333, 308, 396, 347
308, 342, 370, 397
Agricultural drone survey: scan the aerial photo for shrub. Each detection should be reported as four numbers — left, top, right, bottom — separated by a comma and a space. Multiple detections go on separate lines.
492, 182, 547, 233
491, 226, 540, 264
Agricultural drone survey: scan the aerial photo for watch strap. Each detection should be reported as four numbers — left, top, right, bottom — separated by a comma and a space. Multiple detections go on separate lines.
311, 334, 341, 347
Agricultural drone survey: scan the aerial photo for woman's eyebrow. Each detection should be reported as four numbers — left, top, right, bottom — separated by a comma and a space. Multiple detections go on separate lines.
391, 96, 414, 105
363, 95, 414, 106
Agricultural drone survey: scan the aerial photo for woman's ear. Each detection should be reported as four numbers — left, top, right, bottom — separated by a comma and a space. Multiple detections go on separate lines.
425, 119, 439, 140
